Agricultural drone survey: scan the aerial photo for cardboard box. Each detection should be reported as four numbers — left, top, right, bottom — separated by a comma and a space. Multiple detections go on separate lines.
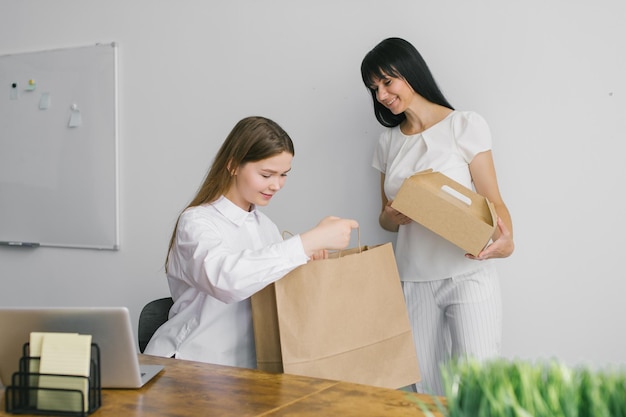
391, 170, 497, 256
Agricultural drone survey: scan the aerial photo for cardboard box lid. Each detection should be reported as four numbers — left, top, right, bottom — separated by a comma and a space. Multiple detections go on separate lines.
391, 170, 497, 256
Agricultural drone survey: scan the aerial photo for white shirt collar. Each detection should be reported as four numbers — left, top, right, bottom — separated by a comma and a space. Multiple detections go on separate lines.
213, 195, 258, 226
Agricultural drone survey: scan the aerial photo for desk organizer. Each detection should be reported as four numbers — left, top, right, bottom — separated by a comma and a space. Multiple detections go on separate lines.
4, 343, 101, 416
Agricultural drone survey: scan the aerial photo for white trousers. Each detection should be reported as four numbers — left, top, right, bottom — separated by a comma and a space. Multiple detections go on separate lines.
403, 262, 502, 396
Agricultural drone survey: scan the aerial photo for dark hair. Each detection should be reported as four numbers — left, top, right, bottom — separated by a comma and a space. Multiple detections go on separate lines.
360, 37, 454, 127
165, 116, 294, 270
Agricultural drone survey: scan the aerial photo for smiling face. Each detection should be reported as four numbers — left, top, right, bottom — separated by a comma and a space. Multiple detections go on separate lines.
369, 74, 416, 115
225, 151, 293, 211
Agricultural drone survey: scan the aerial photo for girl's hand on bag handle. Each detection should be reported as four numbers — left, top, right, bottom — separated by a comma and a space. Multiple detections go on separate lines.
301, 216, 359, 257
309, 249, 329, 261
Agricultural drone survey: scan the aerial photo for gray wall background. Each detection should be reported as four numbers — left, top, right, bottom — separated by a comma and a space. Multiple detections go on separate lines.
1, 0, 624, 367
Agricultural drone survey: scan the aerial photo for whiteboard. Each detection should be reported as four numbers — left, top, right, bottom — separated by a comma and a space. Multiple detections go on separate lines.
0, 43, 119, 250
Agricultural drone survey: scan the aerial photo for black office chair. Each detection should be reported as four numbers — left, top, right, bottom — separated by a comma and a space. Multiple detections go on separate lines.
138, 297, 174, 353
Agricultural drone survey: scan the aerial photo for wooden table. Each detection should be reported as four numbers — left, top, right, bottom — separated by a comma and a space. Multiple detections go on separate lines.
2, 354, 445, 416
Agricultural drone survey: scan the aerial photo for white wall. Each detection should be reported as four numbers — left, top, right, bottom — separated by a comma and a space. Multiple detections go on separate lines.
1, 0, 624, 367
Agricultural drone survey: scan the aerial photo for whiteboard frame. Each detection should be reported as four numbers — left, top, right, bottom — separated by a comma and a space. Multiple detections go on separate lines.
0, 43, 119, 250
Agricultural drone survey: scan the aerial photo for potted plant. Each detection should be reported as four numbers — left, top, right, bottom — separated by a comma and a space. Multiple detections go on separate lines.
413, 358, 626, 417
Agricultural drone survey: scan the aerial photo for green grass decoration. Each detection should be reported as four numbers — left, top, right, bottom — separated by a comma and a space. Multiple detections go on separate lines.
409, 358, 626, 417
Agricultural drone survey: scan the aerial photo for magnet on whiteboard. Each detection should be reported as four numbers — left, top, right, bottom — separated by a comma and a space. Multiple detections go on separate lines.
26, 79, 37, 91
10, 82, 18, 100
69, 104, 82, 127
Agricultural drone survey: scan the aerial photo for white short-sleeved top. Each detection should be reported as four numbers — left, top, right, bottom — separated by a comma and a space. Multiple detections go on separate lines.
144, 195, 309, 367
372, 110, 494, 281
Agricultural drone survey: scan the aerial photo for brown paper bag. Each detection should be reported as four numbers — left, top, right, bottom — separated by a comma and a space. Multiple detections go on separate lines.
251, 242, 420, 389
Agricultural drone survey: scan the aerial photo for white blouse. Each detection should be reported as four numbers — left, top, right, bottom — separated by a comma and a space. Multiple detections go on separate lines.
144, 195, 309, 368
372, 110, 494, 281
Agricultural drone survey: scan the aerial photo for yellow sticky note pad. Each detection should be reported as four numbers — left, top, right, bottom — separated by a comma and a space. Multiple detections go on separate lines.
35, 333, 92, 413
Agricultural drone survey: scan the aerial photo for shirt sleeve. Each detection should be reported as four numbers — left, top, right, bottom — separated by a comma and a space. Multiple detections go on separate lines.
168, 212, 309, 304
371, 130, 390, 173
451, 111, 493, 163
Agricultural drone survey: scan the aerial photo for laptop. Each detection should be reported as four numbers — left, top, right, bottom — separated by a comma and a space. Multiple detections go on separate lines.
0, 307, 163, 389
